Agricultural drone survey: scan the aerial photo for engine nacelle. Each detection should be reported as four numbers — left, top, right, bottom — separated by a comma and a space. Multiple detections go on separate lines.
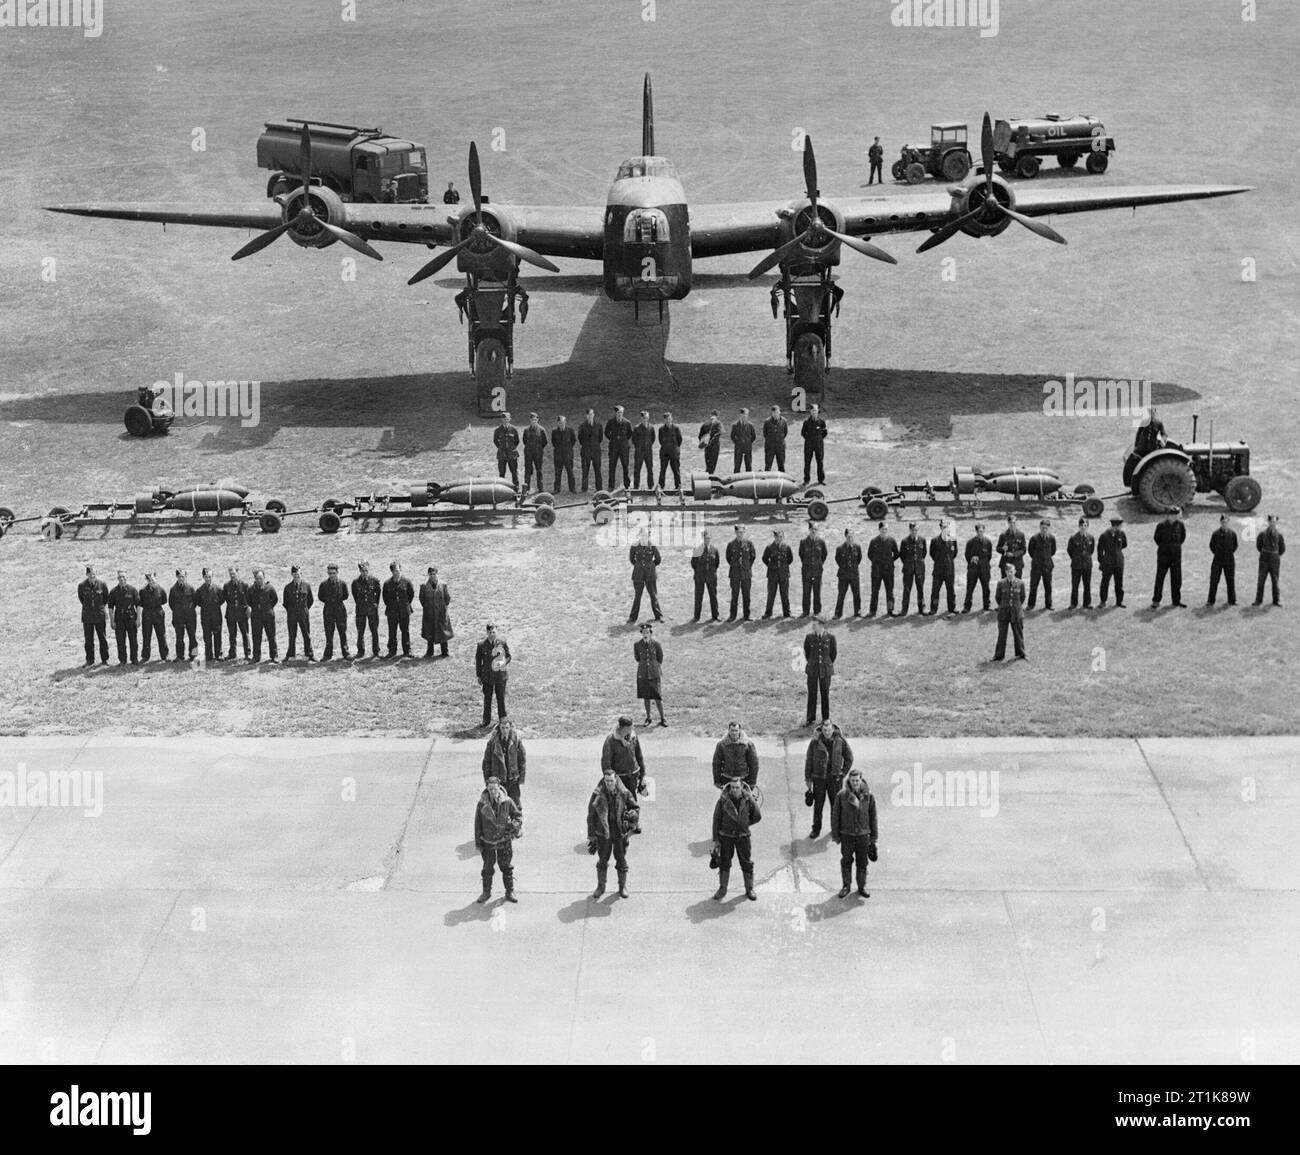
948, 177, 1016, 240
278, 185, 347, 249
453, 205, 519, 278
778, 197, 847, 271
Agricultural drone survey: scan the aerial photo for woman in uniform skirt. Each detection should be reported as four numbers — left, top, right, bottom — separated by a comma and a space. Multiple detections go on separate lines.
633, 622, 667, 727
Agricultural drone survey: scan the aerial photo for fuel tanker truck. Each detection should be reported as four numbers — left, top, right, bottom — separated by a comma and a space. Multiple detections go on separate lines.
316, 477, 559, 531
32, 480, 287, 539
861, 465, 1105, 521
992, 114, 1114, 179
589, 470, 841, 524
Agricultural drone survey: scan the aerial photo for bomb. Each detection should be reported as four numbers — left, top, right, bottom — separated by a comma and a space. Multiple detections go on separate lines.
165, 488, 248, 512
715, 471, 801, 501
409, 477, 518, 508
952, 467, 1063, 498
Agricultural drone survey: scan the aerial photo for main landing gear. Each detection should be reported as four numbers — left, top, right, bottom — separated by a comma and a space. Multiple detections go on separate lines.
456, 272, 530, 416
771, 270, 843, 405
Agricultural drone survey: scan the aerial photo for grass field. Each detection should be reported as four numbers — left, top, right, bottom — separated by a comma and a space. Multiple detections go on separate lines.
0, 0, 1296, 739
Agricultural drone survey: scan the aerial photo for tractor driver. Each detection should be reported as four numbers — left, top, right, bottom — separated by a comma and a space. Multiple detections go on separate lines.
1134, 407, 1167, 456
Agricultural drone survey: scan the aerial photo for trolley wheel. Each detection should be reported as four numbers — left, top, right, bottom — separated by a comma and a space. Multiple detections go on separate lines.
533, 504, 557, 528
1082, 497, 1105, 520
807, 499, 830, 522
803, 486, 825, 502
865, 497, 890, 521
860, 486, 883, 504
533, 492, 556, 507
592, 503, 614, 526
321, 498, 343, 512
40, 518, 64, 541
319, 511, 342, 534
124, 405, 154, 437
0, 505, 16, 528
265, 499, 287, 515
46, 505, 70, 518
1074, 483, 1096, 495
592, 490, 612, 506
259, 512, 283, 534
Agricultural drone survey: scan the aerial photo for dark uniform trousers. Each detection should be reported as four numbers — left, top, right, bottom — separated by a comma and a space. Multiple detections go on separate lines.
694, 575, 719, 619
579, 423, 603, 491
801, 569, 823, 616
141, 613, 167, 661
717, 834, 753, 875
174, 616, 197, 660
1153, 555, 1182, 604
1028, 566, 1053, 610
596, 833, 628, 874
703, 439, 721, 474
837, 574, 861, 617
286, 612, 314, 659
868, 567, 893, 615
901, 566, 924, 614
482, 678, 508, 726
841, 835, 873, 887
481, 842, 514, 888
631, 573, 662, 621
730, 573, 751, 618
1071, 563, 1093, 608
251, 611, 277, 662
964, 565, 991, 611
632, 431, 655, 489
83, 624, 108, 665
225, 612, 250, 658
1256, 534, 1283, 604
353, 583, 380, 656
1209, 558, 1235, 604
608, 440, 630, 489
1100, 564, 1124, 605
803, 441, 824, 485
553, 440, 576, 493
806, 671, 831, 724
113, 618, 138, 665
765, 574, 791, 616
811, 776, 843, 833
322, 605, 349, 658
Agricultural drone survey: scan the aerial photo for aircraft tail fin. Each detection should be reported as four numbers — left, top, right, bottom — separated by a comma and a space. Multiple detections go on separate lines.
642, 73, 654, 157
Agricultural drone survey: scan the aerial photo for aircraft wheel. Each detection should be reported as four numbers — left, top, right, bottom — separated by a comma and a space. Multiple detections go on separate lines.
124, 405, 154, 437
1136, 458, 1195, 513
807, 499, 830, 522
1016, 154, 1041, 179
533, 504, 557, 528
592, 503, 613, 526
1223, 475, 1262, 513
793, 333, 826, 402
1086, 152, 1109, 174
265, 499, 287, 514
475, 338, 508, 393
865, 497, 890, 521
259, 512, 283, 534
905, 162, 926, 185
1082, 497, 1106, 519
319, 511, 342, 534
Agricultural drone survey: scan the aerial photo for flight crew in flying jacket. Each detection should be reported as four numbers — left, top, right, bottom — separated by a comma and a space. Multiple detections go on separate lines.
601, 715, 648, 803
283, 565, 316, 661
482, 718, 526, 807
223, 567, 251, 661
139, 571, 169, 662
763, 405, 789, 471
106, 570, 140, 666
898, 523, 927, 616
691, 529, 721, 622
657, 412, 683, 490
726, 524, 757, 620
698, 411, 723, 474
319, 563, 352, 661
248, 568, 279, 663
578, 408, 603, 492
1067, 517, 1096, 610
997, 514, 1027, 578
1097, 516, 1128, 607
835, 527, 864, 618
963, 522, 993, 613
195, 568, 225, 661
631, 411, 657, 489
352, 561, 382, 659
804, 719, 853, 839
493, 412, 521, 489
77, 565, 110, 667
521, 413, 548, 493
383, 561, 415, 657
551, 414, 577, 494
928, 519, 958, 615
798, 522, 827, 617
730, 407, 756, 472
1254, 513, 1285, 606
628, 528, 664, 622
712, 719, 760, 789
588, 766, 636, 900
168, 568, 198, 661
762, 528, 794, 618
712, 777, 762, 902
1207, 513, 1238, 606
1027, 520, 1057, 610
1151, 507, 1188, 608
605, 405, 633, 488
867, 521, 898, 617
831, 768, 878, 900
801, 403, 828, 485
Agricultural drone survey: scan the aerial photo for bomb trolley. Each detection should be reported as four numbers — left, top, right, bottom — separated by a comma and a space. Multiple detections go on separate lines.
315, 476, 560, 532
860, 466, 1107, 522
8, 482, 288, 540
588, 470, 858, 525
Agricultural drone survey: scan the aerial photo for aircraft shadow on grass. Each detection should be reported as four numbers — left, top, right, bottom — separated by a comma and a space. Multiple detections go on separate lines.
0, 290, 1199, 453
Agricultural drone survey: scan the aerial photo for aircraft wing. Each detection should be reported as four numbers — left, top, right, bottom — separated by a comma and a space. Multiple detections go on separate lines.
689, 183, 1251, 259
46, 202, 285, 230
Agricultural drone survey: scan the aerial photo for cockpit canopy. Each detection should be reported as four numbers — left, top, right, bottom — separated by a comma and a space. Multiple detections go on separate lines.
615, 156, 680, 181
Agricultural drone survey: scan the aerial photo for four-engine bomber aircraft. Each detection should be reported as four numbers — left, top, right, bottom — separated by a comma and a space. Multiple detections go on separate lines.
49, 74, 1248, 413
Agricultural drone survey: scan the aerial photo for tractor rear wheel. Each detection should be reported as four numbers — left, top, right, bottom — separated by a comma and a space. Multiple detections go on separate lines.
1086, 152, 1109, 174
905, 162, 926, 185
1223, 475, 1262, 512
1015, 154, 1041, 179
1137, 457, 1196, 512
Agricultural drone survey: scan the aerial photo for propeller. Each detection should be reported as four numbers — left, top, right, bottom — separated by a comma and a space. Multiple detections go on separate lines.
916, 113, 1067, 254
232, 123, 383, 262
407, 142, 560, 286
748, 135, 895, 279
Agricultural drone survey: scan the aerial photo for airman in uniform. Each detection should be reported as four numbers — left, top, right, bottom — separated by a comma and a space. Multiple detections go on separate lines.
698, 410, 723, 474
628, 527, 663, 622
419, 565, 452, 658
521, 412, 548, 493
928, 518, 958, 616
657, 411, 682, 490
997, 514, 1026, 578
691, 529, 721, 622
76, 564, 110, 667
552, 414, 577, 494
993, 562, 1027, 661
804, 718, 853, 839
798, 522, 827, 617
168, 568, 198, 662
1254, 513, 1285, 606
223, 567, 251, 661
730, 407, 756, 472
1067, 516, 1096, 610
1027, 519, 1057, 610
1207, 513, 1238, 606
803, 616, 837, 727
482, 717, 526, 807
631, 410, 656, 489
139, 571, 169, 662
726, 524, 756, 621
605, 405, 632, 488
712, 778, 762, 901
762, 528, 794, 618
866, 521, 898, 617
578, 407, 603, 492
602, 715, 648, 807
283, 564, 316, 661
248, 568, 279, 663
712, 720, 759, 789
831, 768, 877, 899
588, 766, 636, 899
1152, 507, 1188, 608
834, 527, 864, 618
801, 403, 827, 485
352, 561, 381, 659
195, 568, 225, 662
474, 777, 521, 904
962, 522, 992, 613
493, 411, 521, 489
106, 569, 140, 666
762, 404, 789, 472
475, 623, 511, 727
319, 563, 352, 661
382, 561, 415, 657
1098, 516, 1127, 607
898, 523, 927, 616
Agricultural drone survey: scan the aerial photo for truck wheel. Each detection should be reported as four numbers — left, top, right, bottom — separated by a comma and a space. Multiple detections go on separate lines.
259, 512, 283, 534
124, 405, 154, 437
905, 162, 926, 185
265, 499, 287, 514
1058, 152, 1080, 169
1015, 154, 1041, 179
1085, 152, 1109, 174
807, 499, 830, 522
1082, 497, 1105, 519
1137, 457, 1196, 512
942, 150, 971, 181
533, 504, 557, 528
319, 511, 342, 534
865, 497, 890, 521
891, 160, 905, 181
592, 503, 613, 526
1223, 475, 1262, 512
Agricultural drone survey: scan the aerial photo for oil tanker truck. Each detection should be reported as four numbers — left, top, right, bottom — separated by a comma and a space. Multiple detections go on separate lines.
992, 114, 1115, 179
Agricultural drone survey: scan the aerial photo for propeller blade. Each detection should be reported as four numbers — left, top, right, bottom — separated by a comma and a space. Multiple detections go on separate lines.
915, 205, 984, 254
981, 112, 994, 195
488, 234, 560, 273
231, 219, 293, 261
469, 141, 483, 227
746, 229, 812, 279
1002, 206, 1067, 245
299, 123, 313, 199
825, 228, 897, 265
407, 237, 471, 285
318, 219, 385, 261
803, 135, 818, 215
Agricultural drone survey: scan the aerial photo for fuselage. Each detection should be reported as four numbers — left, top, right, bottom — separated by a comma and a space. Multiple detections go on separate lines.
602, 155, 691, 301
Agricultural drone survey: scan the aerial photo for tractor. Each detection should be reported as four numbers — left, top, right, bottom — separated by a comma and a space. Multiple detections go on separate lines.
1123, 415, 1261, 513
123, 385, 175, 437
891, 123, 972, 184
